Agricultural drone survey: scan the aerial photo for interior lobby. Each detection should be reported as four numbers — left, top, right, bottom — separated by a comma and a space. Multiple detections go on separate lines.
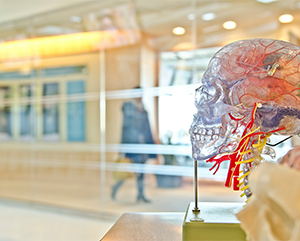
0, 0, 299, 240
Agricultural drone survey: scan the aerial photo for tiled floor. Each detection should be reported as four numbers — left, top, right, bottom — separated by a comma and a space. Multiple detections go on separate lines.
0, 200, 115, 241
0, 172, 244, 240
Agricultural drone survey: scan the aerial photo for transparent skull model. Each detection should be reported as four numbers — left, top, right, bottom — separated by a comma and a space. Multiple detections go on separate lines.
189, 38, 300, 197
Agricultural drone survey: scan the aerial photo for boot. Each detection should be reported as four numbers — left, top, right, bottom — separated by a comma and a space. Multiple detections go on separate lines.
137, 194, 151, 203
111, 180, 124, 200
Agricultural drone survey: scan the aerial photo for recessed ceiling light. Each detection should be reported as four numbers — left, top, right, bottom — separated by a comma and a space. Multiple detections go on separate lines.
187, 13, 195, 20
202, 13, 216, 21
223, 21, 237, 30
172, 27, 185, 35
279, 14, 294, 23
256, 0, 277, 3
70, 16, 82, 23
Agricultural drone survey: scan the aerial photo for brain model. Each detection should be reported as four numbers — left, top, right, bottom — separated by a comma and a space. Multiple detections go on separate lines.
189, 38, 300, 198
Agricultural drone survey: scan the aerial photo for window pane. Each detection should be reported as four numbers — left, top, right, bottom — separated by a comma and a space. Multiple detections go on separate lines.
19, 84, 35, 141
0, 86, 12, 140
67, 80, 86, 142
43, 83, 60, 141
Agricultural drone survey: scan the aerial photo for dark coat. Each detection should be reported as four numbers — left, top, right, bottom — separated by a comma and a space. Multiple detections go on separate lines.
121, 100, 157, 163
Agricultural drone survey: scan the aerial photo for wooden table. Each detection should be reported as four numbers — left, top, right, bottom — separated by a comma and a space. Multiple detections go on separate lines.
101, 212, 185, 241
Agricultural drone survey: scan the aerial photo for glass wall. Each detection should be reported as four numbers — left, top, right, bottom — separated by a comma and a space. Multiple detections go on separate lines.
0, 0, 297, 221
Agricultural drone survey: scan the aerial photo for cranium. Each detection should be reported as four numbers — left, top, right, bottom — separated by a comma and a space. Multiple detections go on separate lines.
189, 38, 300, 191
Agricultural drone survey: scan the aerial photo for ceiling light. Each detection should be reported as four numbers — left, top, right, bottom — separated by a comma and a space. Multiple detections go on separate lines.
279, 14, 294, 23
172, 27, 185, 35
202, 13, 216, 21
223, 21, 237, 30
256, 0, 277, 3
70, 16, 82, 23
187, 13, 195, 20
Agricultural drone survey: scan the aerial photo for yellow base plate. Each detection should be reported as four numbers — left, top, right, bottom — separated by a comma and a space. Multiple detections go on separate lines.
182, 202, 246, 241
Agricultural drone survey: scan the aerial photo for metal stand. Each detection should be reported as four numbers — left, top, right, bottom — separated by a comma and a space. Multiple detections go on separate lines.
182, 161, 245, 240
193, 160, 200, 213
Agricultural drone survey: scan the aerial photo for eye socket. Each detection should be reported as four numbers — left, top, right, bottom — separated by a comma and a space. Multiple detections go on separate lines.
195, 84, 214, 104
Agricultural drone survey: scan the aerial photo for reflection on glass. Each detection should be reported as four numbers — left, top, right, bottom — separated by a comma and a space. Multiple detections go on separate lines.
43, 83, 59, 141
0, 0, 290, 228
159, 47, 221, 86
0, 86, 12, 141
159, 93, 195, 146
19, 84, 35, 141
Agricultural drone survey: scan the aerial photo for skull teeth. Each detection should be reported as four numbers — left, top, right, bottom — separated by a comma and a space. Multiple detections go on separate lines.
193, 127, 221, 136
190, 127, 223, 144
200, 129, 206, 135
206, 129, 213, 135
190, 127, 224, 145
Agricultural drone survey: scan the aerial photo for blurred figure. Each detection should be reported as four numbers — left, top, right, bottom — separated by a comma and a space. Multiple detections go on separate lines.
112, 87, 156, 202
278, 145, 300, 170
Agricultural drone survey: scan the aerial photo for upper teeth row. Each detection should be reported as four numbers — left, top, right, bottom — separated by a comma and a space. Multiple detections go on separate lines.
192, 127, 222, 135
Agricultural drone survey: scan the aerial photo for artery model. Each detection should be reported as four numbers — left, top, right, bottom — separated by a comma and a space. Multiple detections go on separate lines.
189, 38, 300, 200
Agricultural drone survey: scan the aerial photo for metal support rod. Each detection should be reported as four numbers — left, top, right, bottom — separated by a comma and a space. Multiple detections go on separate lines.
193, 160, 200, 212
100, 49, 106, 212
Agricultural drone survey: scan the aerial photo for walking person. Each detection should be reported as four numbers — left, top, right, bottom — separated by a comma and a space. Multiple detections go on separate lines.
112, 87, 156, 202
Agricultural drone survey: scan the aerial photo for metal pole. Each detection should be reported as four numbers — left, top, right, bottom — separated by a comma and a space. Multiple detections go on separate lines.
100, 49, 106, 212
190, 0, 199, 214
193, 160, 200, 212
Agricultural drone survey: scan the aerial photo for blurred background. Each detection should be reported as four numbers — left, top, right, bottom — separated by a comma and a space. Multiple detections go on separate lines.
0, 0, 299, 240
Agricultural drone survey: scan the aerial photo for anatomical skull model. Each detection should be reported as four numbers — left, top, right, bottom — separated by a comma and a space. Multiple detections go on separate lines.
189, 38, 300, 199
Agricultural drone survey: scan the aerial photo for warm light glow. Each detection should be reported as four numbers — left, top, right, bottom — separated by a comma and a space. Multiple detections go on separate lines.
279, 14, 294, 23
256, 0, 277, 3
0, 32, 104, 61
172, 27, 185, 35
172, 42, 195, 51
0, 30, 140, 63
223, 21, 237, 30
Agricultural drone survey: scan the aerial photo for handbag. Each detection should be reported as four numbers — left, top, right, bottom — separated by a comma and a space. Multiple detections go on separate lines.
113, 157, 134, 181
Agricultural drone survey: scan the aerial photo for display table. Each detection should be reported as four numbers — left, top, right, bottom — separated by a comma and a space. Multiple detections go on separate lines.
101, 212, 184, 241
101, 202, 246, 241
